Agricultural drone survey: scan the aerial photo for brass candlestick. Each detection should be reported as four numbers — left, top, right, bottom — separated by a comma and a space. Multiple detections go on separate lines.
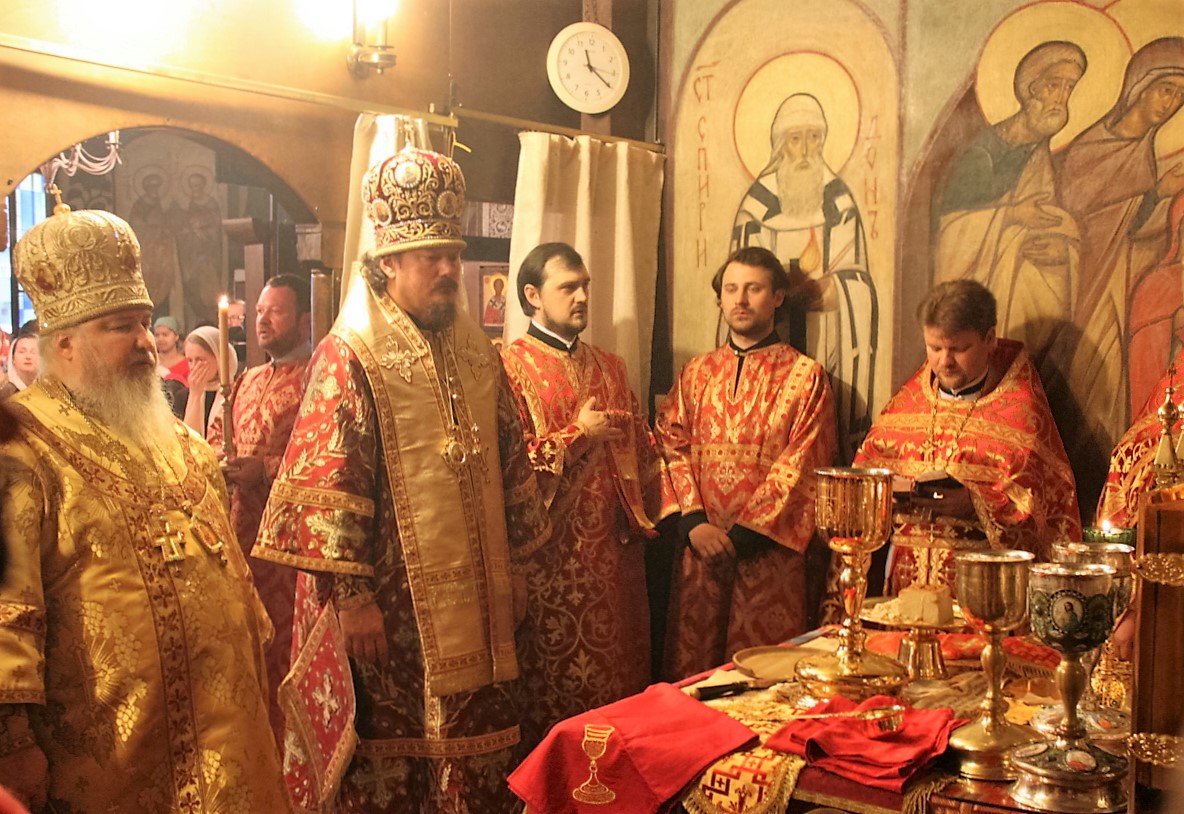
1011, 563, 1127, 814
948, 550, 1039, 780
795, 467, 907, 700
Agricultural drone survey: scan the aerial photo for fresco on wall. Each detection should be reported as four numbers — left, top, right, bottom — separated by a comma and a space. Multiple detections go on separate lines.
670, 0, 897, 462
911, 1, 1184, 511
117, 133, 227, 329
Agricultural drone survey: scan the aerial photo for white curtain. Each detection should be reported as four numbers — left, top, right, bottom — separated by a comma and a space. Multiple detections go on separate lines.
506, 132, 665, 402
339, 113, 441, 305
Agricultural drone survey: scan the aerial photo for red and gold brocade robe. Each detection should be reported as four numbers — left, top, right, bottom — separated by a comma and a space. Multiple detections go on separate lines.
208, 354, 309, 741
501, 332, 672, 748
254, 283, 549, 814
855, 340, 1081, 593
656, 342, 836, 679
1096, 348, 1184, 527
0, 378, 290, 813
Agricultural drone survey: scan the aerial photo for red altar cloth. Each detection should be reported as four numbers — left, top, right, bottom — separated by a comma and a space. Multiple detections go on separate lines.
509, 683, 756, 814
765, 695, 963, 793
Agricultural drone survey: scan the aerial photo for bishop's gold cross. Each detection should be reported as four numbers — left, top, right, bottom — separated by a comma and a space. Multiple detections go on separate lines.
155, 517, 187, 562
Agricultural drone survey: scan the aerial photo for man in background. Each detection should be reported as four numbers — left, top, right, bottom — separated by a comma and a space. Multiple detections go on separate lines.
208, 272, 312, 741
502, 242, 671, 747
657, 246, 835, 678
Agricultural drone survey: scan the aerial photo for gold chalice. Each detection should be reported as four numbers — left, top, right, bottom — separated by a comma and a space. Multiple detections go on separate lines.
795, 467, 907, 700
1031, 542, 1134, 742
571, 724, 616, 804
947, 550, 1039, 779
1011, 562, 1127, 813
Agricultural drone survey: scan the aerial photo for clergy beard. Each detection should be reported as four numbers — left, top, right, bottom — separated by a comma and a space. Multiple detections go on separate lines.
775, 157, 826, 218
73, 348, 178, 451
423, 301, 458, 332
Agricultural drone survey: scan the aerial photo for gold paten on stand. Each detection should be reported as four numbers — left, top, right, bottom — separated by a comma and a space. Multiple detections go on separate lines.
795, 467, 908, 700
948, 550, 1039, 780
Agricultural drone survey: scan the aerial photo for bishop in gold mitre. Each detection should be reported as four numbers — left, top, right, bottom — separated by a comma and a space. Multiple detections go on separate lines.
0, 192, 291, 812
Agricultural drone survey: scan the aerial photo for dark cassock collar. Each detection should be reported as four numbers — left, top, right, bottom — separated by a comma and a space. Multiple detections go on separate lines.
528, 321, 580, 355
936, 369, 988, 400
727, 330, 781, 357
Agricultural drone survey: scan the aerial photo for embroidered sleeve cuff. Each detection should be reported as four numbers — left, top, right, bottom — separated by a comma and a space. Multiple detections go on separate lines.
333, 577, 376, 610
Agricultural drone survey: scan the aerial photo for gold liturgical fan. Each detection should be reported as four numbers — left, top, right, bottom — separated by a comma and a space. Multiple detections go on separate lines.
795, 467, 907, 700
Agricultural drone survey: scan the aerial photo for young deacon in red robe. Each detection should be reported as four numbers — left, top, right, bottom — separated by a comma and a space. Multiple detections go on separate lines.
501, 243, 673, 748
657, 246, 836, 679
208, 273, 312, 742
855, 280, 1081, 594
1096, 347, 1184, 528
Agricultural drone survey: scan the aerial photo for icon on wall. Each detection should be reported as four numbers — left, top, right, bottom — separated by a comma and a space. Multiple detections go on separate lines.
481, 269, 508, 330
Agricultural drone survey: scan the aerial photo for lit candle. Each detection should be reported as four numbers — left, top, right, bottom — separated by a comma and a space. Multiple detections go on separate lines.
217, 295, 231, 386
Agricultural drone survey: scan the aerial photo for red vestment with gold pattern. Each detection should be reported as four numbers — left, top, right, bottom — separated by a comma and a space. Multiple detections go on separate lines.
656, 341, 836, 679
254, 283, 550, 814
208, 355, 309, 741
1096, 347, 1184, 527
502, 333, 672, 749
855, 340, 1081, 593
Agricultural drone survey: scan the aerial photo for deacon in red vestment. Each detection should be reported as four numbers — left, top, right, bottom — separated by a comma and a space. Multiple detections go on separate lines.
254, 148, 549, 814
855, 280, 1080, 595
501, 243, 673, 748
1096, 347, 1184, 527
657, 247, 836, 680
208, 273, 312, 742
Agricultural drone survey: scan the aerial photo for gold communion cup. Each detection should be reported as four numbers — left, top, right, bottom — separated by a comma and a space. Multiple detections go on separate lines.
795, 467, 908, 701
947, 549, 1040, 780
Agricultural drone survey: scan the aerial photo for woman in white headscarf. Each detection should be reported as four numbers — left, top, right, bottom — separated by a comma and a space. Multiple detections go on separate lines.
182, 325, 237, 435
0, 333, 39, 401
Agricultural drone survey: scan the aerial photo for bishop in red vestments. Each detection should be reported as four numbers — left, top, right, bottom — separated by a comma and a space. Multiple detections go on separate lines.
254, 148, 549, 813
501, 243, 673, 748
855, 280, 1080, 594
208, 273, 312, 742
657, 247, 836, 679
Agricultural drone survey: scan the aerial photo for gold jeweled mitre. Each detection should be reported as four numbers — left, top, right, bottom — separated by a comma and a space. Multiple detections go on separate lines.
362, 145, 467, 258
13, 197, 151, 333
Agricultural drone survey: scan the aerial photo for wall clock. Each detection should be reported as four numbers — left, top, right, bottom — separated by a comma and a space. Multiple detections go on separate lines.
546, 22, 630, 115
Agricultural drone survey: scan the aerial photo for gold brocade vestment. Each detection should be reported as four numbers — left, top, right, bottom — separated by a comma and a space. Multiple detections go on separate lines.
0, 379, 289, 813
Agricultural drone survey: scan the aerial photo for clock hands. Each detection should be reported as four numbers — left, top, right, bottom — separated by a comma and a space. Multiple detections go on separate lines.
584, 49, 614, 88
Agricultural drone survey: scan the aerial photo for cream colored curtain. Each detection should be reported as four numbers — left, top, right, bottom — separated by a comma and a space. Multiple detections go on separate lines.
339, 113, 441, 304
506, 132, 665, 402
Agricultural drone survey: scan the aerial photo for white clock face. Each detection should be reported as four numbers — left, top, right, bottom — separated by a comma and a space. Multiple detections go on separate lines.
547, 23, 630, 115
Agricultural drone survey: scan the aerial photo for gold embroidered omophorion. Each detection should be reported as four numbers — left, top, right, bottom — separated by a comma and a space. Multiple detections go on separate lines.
0, 379, 290, 812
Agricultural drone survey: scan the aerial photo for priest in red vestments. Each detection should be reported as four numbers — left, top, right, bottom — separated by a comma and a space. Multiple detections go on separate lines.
855, 280, 1080, 594
1097, 347, 1184, 528
501, 243, 673, 748
254, 147, 550, 813
656, 246, 836, 679
208, 272, 312, 742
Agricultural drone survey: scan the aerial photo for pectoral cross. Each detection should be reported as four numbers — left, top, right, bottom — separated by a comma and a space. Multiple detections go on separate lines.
155, 516, 187, 562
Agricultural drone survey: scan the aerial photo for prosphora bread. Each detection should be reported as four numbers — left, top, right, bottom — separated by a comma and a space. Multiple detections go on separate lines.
898, 583, 955, 625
